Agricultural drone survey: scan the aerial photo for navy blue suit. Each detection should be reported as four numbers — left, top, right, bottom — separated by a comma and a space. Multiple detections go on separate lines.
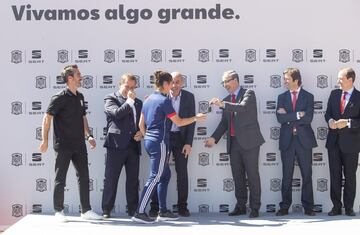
325, 88, 360, 211
102, 91, 142, 215
276, 88, 317, 211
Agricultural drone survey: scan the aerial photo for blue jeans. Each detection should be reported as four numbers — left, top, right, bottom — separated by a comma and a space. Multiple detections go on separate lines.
137, 140, 171, 213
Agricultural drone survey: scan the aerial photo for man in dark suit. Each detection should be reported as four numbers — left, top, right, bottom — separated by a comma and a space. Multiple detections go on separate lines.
325, 67, 360, 217
101, 73, 143, 218
275, 68, 317, 216
149, 72, 195, 217
204, 70, 265, 218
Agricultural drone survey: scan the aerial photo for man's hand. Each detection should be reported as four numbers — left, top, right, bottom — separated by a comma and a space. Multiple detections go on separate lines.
134, 131, 142, 141
299, 111, 305, 118
195, 113, 206, 122
336, 119, 348, 129
204, 137, 216, 148
88, 137, 96, 149
209, 98, 223, 107
277, 108, 286, 114
182, 144, 192, 158
39, 141, 48, 153
127, 90, 136, 100
328, 118, 337, 129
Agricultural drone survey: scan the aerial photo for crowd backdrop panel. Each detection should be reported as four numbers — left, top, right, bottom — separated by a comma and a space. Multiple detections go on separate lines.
1, 0, 360, 228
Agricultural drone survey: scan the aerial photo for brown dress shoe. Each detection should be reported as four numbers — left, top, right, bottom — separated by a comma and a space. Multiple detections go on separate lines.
228, 207, 246, 216
328, 208, 342, 216
275, 209, 289, 216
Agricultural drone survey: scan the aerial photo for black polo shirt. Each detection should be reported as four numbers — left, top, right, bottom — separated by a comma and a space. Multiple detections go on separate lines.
47, 88, 87, 152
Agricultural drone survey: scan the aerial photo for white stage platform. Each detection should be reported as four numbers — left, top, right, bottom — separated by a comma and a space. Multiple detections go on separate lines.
3, 213, 360, 235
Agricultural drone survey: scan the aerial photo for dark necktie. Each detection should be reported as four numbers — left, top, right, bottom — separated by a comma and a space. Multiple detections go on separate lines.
340, 91, 348, 114
230, 94, 236, 136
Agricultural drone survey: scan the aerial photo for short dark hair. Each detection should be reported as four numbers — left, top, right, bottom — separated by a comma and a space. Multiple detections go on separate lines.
61, 64, 78, 83
341, 67, 356, 82
283, 68, 302, 86
120, 73, 137, 85
154, 70, 172, 89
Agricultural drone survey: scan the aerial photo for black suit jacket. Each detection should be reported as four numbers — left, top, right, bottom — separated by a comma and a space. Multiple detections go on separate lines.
211, 87, 265, 152
103, 91, 142, 153
325, 88, 360, 153
175, 89, 196, 146
276, 88, 317, 151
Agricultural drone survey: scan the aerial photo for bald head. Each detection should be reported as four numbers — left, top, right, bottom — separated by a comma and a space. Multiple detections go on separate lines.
171, 71, 184, 96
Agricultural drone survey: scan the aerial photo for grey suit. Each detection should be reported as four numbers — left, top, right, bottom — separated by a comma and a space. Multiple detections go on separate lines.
212, 87, 264, 210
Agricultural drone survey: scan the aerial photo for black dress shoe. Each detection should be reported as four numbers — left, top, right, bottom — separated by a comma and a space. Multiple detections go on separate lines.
304, 209, 316, 216
228, 207, 247, 216
345, 209, 356, 216
102, 210, 110, 218
249, 209, 259, 218
328, 208, 342, 216
178, 208, 191, 217
275, 209, 289, 216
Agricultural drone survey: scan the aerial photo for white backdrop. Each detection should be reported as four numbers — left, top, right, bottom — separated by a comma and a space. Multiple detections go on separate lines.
1, 0, 360, 228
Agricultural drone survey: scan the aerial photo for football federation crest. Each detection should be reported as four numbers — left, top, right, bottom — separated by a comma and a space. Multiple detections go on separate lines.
89, 179, 94, 191
339, 49, 350, 63
198, 204, 209, 213
317, 127, 328, 140
199, 101, 211, 114
11, 50, 22, 64
317, 178, 328, 192
11, 153, 23, 166
198, 152, 209, 166
12, 204, 23, 217
245, 49, 256, 62
134, 75, 141, 88
11, 101, 22, 115
270, 178, 281, 192
151, 49, 162, 63
36, 178, 47, 192
317, 75, 328, 88
104, 49, 115, 63
35, 76, 46, 89
198, 49, 210, 62
270, 127, 280, 140
270, 75, 281, 88
223, 178, 234, 192
82, 75, 93, 89
57, 50, 69, 63
292, 49, 303, 62
36, 127, 42, 140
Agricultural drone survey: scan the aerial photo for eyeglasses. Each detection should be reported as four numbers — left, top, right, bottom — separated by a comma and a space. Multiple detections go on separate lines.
221, 77, 236, 85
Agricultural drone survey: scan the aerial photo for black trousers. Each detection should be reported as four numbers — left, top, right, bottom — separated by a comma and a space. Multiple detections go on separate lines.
101, 141, 140, 214
230, 137, 261, 210
328, 143, 359, 210
151, 132, 189, 210
280, 135, 314, 211
54, 149, 91, 213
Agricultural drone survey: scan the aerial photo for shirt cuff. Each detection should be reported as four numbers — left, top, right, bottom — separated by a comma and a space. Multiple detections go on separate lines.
126, 98, 135, 107
296, 112, 300, 120
347, 119, 351, 128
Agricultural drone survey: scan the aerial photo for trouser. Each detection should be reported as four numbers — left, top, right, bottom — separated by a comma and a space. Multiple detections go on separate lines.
101, 140, 140, 214
328, 144, 359, 210
230, 137, 261, 210
54, 149, 91, 213
280, 135, 314, 210
151, 132, 189, 210
137, 140, 171, 213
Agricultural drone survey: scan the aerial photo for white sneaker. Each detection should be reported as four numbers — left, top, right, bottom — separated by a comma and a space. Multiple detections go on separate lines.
81, 210, 102, 220
55, 210, 68, 223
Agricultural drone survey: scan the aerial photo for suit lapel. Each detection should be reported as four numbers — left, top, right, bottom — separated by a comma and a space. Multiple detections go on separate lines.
344, 88, 358, 114
236, 87, 245, 102
285, 91, 293, 112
